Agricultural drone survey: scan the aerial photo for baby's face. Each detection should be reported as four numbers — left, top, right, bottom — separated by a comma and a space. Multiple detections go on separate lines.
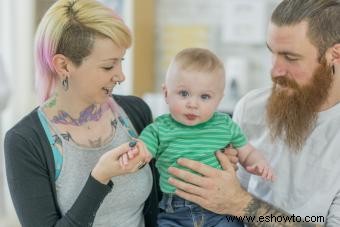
164, 67, 225, 126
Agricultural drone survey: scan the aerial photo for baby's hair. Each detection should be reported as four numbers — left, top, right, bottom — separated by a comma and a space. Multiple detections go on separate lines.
172, 48, 225, 74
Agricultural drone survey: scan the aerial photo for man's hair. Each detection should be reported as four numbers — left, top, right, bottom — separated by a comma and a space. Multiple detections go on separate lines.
172, 48, 225, 74
34, 0, 131, 103
271, 0, 340, 60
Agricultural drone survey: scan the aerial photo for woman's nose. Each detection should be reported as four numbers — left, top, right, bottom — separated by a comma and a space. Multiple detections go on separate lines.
112, 71, 125, 84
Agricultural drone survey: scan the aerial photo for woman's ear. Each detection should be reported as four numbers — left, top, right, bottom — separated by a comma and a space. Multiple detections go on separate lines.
161, 83, 169, 104
52, 54, 71, 78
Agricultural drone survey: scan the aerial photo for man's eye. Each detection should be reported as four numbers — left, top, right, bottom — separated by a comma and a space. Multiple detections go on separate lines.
179, 90, 189, 97
201, 94, 211, 100
285, 55, 298, 61
103, 66, 114, 71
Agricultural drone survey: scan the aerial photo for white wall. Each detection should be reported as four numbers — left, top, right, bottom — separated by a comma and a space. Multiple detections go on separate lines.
150, 0, 280, 115
0, 1, 136, 225
1, 0, 36, 226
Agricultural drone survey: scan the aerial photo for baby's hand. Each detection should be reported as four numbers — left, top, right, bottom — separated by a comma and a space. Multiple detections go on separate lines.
246, 161, 275, 181
119, 140, 152, 169
119, 141, 139, 167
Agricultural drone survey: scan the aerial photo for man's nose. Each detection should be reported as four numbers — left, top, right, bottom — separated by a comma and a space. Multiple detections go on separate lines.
271, 56, 287, 78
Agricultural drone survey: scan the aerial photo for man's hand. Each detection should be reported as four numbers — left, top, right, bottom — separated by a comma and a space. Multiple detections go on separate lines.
223, 145, 239, 170
168, 151, 251, 216
168, 152, 320, 226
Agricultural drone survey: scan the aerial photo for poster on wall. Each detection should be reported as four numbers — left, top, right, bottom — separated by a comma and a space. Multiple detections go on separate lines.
161, 25, 210, 72
96, 0, 133, 95
98, 0, 124, 16
221, 0, 267, 44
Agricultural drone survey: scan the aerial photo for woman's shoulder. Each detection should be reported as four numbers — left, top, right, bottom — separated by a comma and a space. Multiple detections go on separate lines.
113, 94, 149, 110
4, 107, 51, 165
112, 94, 153, 134
6, 107, 41, 137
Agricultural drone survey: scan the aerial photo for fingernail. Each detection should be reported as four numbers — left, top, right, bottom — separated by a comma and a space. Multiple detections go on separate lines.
129, 141, 137, 147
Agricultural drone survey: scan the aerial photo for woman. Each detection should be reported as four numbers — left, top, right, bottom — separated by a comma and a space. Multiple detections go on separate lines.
4, 0, 160, 226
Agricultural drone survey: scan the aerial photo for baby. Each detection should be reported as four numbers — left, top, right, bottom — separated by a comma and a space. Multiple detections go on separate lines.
122, 48, 274, 226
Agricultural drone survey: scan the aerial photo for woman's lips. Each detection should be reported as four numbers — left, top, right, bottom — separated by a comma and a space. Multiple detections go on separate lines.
103, 87, 113, 95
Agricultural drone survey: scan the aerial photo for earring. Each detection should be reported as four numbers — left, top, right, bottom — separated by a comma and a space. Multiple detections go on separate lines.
62, 77, 69, 91
332, 65, 335, 75
115, 81, 121, 85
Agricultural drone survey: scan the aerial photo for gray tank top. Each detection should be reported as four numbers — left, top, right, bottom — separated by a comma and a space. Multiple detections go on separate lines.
39, 102, 153, 227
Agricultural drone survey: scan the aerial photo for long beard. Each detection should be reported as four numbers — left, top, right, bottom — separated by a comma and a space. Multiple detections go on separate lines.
266, 58, 333, 152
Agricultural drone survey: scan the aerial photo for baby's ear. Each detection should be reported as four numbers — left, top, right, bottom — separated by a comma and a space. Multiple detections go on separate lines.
162, 83, 169, 103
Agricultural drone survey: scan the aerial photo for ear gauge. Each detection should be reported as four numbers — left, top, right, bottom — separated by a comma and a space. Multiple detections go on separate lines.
62, 76, 69, 91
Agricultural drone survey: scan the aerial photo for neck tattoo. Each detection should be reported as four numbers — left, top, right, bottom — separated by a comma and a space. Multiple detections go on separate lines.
51, 104, 103, 126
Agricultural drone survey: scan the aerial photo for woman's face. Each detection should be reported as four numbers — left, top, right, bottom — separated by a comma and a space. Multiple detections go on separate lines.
67, 36, 126, 105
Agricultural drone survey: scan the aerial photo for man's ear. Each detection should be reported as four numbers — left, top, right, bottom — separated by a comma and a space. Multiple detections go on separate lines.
52, 54, 71, 78
161, 83, 169, 104
327, 43, 340, 65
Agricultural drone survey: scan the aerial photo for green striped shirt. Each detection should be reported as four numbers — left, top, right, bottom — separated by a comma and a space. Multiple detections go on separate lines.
139, 112, 247, 193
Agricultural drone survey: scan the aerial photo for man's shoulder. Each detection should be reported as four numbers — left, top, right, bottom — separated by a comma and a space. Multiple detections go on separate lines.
241, 87, 271, 104
232, 87, 271, 124
236, 87, 271, 111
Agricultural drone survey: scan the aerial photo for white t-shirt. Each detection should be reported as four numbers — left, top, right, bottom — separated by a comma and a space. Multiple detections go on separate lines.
234, 87, 340, 226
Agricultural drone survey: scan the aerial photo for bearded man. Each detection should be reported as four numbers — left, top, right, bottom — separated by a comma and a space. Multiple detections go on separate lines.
167, 0, 340, 226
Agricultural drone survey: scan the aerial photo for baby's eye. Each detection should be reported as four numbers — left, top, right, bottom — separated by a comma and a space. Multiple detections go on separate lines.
201, 94, 211, 100
178, 90, 189, 97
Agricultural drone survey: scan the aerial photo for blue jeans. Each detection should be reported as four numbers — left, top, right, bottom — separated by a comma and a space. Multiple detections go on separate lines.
157, 194, 244, 227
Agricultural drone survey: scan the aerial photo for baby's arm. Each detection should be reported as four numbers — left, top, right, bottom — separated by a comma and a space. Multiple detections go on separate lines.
120, 123, 158, 168
119, 140, 153, 169
237, 143, 275, 181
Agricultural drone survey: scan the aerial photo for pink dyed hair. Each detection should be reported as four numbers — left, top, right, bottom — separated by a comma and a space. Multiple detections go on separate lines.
34, 0, 131, 103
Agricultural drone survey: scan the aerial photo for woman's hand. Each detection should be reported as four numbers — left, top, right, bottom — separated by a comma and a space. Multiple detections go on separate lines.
119, 139, 152, 168
91, 140, 151, 184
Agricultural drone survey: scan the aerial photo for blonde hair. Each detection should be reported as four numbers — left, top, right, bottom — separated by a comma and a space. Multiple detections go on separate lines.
171, 48, 224, 73
34, 0, 132, 103
166, 48, 225, 83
